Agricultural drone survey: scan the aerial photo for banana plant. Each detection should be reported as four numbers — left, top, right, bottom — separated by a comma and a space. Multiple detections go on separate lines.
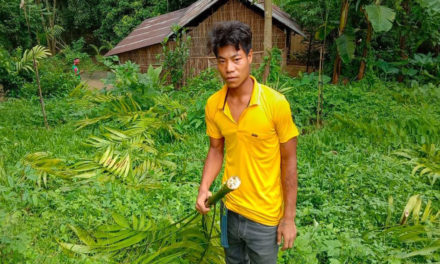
330, 0, 396, 82
331, 0, 350, 84
357, 1, 396, 79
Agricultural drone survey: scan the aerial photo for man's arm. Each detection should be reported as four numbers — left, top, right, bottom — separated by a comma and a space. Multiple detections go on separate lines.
196, 137, 224, 214
277, 136, 298, 250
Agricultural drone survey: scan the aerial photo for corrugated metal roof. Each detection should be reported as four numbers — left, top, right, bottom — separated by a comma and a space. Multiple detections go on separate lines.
106, 8, 188, 56
106, 0, 305, 56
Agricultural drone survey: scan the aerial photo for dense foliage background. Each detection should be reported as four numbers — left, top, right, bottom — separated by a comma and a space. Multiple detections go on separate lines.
0, 0, 439, 263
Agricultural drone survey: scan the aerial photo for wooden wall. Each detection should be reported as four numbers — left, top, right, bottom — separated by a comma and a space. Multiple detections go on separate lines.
185, 0, 287, 76
119, 44, 162, 72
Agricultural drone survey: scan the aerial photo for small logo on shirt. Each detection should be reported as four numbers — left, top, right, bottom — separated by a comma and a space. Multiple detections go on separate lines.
251, 133, 258, 137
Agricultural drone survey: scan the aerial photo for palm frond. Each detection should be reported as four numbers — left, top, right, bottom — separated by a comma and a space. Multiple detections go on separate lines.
15, 45, 51, 73
85, 130, 157, 156
23, 152, 73, 187
75, 115, 113, 130
394, 144, 440, 184
84, 93, 123, 103
69, 82, 92, 98
58, 213, 151, 256
366, 195, 440, 260
76, 94, 143, 129
152, 94, 186, 123
61, 209, 224, 263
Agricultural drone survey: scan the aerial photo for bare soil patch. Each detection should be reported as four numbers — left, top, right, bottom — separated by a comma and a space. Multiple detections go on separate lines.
82, 71, 112, 90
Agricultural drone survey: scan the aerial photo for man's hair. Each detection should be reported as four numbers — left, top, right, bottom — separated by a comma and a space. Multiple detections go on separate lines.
208, 21, 252, 57
73, 58, 79, 62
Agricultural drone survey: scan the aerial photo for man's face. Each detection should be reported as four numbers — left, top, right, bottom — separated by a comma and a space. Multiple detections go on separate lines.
74, 59, 80, 65
216, 45, 252, 89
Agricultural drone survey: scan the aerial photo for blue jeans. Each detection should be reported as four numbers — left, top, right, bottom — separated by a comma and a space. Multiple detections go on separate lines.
224, 210, 279, 264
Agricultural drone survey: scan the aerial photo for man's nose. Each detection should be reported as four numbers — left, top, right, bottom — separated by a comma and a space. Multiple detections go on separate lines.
226, 61, 234, 72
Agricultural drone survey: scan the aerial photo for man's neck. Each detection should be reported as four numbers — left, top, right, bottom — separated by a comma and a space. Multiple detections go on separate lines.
227, 76, 253, 99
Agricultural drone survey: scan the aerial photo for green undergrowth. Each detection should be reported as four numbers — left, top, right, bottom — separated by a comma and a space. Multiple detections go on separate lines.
1, 71, 440, 263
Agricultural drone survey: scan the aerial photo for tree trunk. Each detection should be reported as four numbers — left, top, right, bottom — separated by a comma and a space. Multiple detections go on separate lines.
33, 52, 49, 129
306, 31, 314, 72
331, 0, 349, 84
23, 2, 49, 129
262, 0, 272, 83
35, 0, 47, 46
317, 44, 324, 127
51, 0, 57, 54
357, 10, 372, 80
43, 0, 56, 55
398, 0, 410, 82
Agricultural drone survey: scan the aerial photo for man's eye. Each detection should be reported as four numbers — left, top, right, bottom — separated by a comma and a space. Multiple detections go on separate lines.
235, 58, 241, 62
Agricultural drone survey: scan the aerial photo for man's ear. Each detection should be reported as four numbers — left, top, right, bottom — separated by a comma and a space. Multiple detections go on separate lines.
248, 49, 253, 64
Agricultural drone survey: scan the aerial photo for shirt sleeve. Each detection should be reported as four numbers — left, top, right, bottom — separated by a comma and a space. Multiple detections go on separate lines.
274, 96, 299, 143
205, 103, 223, 139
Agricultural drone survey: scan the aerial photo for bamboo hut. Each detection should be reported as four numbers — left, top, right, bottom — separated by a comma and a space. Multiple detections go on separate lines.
106, 0, 309, 77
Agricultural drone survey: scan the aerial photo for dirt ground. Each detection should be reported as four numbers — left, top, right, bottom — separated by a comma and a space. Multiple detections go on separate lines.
81, 71, 111, 90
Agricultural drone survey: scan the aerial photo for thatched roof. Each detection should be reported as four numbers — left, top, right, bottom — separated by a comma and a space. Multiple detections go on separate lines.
106, 0, 305, 56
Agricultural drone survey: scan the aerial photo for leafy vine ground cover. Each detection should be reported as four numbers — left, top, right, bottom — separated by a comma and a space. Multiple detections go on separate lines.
0, 71, 439, 263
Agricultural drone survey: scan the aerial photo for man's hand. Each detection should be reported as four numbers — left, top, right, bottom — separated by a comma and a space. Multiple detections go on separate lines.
277, 218, 297, 250
195, 190, 212, 214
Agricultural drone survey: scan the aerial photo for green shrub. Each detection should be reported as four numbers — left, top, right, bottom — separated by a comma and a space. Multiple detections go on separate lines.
179, 68, 221, 131
60, 37, 88, 63
19, 58, 80, 98
0, 46, 26, 95
254, 47, 283, 83
158, 25, 191, 90
103, 61, 161, 106
58, 38, 103, 73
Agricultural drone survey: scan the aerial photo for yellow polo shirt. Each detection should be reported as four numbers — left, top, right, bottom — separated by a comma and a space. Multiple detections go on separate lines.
205, 75, 299, 226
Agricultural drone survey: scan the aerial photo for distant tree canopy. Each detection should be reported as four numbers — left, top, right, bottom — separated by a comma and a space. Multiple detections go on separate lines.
276, 0, 440, 81
1, 0, 438, 84
0, 0, 197, 51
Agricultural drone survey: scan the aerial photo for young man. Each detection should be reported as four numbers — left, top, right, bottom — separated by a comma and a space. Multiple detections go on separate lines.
72, 58, 82, 80
195, 21, 299, 263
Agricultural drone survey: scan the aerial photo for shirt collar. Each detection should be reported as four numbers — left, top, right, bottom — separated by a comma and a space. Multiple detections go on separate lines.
217, 75, 261, 110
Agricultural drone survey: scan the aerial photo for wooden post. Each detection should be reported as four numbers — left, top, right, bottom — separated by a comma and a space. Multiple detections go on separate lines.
263, 0, 273, 83
306, 31, 314, 72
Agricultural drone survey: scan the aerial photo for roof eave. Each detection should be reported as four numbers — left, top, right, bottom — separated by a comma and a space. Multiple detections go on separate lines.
250, 1, 306, 37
